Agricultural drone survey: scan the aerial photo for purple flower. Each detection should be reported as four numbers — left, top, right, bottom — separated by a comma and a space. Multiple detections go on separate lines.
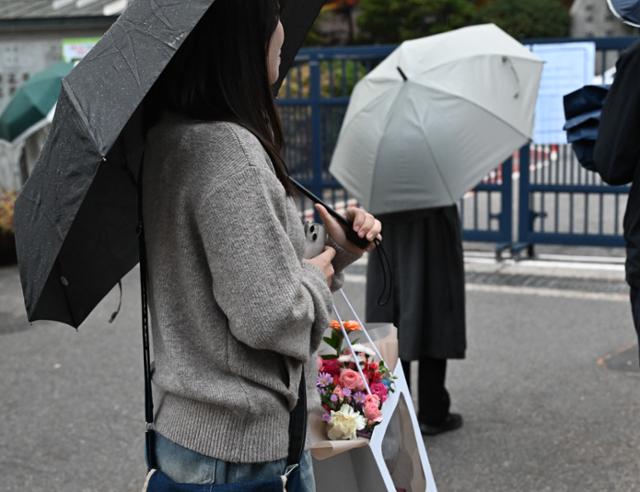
330, 394, 339, 403
342, 388, 352, 398
353, 391, 366, 405
316, 372, 333, 388
322, 412, 332, 423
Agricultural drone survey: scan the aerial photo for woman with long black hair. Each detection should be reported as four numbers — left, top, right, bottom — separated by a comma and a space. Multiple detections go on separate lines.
142, 0, 381, 488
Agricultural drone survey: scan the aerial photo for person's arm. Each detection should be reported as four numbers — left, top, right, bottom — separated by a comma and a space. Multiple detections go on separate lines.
594, 42, 640, 185
196, 164, 332, 363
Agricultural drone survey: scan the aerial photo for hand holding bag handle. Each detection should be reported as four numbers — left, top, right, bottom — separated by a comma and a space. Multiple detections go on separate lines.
137, 168, 307, 491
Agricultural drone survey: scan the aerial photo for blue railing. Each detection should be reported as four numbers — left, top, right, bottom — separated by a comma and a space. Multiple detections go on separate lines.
514, 37, 636, 254
278, 37, 638, 254
278, 44, 513, 249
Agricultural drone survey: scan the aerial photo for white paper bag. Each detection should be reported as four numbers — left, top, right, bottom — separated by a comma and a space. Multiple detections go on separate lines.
310, 320, 438, 492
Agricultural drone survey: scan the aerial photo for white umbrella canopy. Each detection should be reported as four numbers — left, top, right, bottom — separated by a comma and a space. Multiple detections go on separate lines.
329, 23, 544, 215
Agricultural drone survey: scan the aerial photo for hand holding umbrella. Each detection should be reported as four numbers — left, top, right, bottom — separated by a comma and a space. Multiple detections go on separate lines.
315, 204, 382, 254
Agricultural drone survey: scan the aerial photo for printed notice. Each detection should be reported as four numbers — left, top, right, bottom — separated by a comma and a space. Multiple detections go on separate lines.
529, 42, 596, 145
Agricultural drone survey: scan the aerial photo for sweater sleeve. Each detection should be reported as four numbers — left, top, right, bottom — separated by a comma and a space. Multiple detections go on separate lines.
195, 165, 332, 363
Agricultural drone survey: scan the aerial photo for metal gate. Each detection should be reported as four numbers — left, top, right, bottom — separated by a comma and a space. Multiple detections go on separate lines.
278, 45, 514, 247
515, 37, 636, 255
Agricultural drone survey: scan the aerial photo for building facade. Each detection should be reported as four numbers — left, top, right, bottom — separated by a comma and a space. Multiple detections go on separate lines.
0, 1, 120, 188
570, 0, 635, 38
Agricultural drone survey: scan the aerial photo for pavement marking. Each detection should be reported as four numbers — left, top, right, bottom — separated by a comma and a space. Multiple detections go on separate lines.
466, 283, 629, 302
346, 274, 628, 301
473, 258, 625, 273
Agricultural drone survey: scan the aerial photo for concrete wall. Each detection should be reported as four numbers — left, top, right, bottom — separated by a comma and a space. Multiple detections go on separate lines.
571, 0, 634, 37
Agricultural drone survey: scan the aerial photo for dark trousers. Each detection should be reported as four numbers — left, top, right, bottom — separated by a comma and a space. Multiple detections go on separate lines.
402, 357, 450, 425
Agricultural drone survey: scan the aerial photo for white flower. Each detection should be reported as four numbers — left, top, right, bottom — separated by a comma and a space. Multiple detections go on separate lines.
338, 344, 376, 364
327, 404, 367, 440
350, 344, 376, 356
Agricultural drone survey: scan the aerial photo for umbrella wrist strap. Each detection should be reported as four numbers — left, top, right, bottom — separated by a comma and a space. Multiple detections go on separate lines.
136, 171, 307, 471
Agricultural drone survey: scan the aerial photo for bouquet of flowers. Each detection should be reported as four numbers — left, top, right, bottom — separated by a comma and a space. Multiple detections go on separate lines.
316, 318, 396, 441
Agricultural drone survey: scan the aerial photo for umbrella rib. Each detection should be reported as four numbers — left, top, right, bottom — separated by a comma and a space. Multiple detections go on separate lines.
368, 86, 408, 208
411, 102, 457, 206
61, 79, 103, 154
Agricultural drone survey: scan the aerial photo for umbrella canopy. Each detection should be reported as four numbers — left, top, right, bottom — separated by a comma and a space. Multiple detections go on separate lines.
14, 0, 324, 328
329, 24, 544, 215
0, 62, 73, 142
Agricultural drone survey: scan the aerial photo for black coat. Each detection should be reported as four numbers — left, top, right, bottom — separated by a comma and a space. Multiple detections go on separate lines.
365, 205, 466, 361
594, 40, 640, 346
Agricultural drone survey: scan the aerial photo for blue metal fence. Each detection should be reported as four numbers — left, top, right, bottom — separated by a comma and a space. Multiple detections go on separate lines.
515, 37, 636, 255
278, 45, 514, 247
278, 37, 637, 254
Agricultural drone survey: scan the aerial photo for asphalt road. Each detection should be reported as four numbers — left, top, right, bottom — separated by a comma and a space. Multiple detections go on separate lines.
1, 255, 639, 491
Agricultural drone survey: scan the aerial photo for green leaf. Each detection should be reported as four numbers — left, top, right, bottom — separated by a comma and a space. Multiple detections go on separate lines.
323, 336, 339, 349
321, 354, 338, 360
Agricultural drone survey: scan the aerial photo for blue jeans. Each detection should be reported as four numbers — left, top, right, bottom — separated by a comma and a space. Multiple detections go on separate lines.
154, 433, 316, 492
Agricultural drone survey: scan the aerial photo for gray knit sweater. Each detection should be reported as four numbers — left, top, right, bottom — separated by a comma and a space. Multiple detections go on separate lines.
142, 115, 356, 464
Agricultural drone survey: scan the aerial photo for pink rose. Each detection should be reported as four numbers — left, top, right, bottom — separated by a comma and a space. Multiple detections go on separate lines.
363, 402, 382, 422
340, 369, 365, 391
364, 394, 380, 406
370, 382, 388, 402
333, 386, 344, 399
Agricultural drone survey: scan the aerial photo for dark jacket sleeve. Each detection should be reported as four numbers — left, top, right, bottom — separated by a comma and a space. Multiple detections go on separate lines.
594, 42, 640, 186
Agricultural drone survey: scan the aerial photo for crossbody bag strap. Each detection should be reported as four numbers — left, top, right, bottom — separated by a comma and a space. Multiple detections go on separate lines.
137, 165, 307, 472
137, 165, 156, 471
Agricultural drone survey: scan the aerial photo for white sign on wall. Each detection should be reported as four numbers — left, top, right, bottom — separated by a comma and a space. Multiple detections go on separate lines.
63, 38, 100, 63
529, 42, 596, 145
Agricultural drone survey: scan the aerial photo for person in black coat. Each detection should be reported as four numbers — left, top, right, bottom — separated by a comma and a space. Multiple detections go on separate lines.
366, 205, 466, 435
593, 15, 640, 358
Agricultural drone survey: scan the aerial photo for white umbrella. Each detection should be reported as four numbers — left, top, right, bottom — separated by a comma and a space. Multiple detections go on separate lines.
329, 23, 544, 215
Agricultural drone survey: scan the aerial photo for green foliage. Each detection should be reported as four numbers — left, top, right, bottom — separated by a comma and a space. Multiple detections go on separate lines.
322, 329, 344, 354
477, 0, 570, 40
357, 0, 477, 44
357, 0, 571, 44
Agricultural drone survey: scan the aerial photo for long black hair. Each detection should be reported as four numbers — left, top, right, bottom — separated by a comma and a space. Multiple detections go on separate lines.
146, 0, 291, 193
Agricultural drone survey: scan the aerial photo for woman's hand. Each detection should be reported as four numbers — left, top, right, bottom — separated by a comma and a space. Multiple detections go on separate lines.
304, 247, 336, 287
315, 204, 382, 255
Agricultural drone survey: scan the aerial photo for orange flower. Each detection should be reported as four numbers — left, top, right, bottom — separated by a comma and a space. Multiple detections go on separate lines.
344, 321, 361, 332
329, 320, 362, 332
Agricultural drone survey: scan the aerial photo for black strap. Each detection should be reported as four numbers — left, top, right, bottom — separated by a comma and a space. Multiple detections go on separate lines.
137, 166, 307, 471
137, 168, 157, 470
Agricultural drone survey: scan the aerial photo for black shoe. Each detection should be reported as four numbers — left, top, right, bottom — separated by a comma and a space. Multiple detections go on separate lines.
419, 413, 463, 436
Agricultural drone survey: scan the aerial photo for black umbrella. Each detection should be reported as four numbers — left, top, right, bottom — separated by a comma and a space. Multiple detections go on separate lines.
14, 0, 325, 328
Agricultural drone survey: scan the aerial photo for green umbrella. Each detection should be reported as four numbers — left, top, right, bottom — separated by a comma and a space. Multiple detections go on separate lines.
0, 61, 74, 142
